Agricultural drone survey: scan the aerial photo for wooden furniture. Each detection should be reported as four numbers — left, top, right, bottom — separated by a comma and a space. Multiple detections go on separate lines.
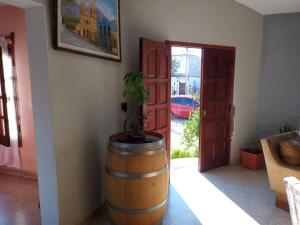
280, 139, 300, 166
261, 132, 300, 211
105, 132, 169, 225
284, 177, 300, 225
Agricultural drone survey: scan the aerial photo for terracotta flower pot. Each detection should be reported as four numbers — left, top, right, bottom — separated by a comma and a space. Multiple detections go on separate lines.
241, 150, 264, 170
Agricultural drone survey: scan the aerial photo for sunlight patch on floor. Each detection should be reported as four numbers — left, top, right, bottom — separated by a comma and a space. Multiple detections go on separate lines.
171, 167, 260, 225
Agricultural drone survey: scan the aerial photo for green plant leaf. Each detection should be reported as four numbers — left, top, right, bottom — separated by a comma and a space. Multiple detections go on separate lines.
180, 110, 200, 152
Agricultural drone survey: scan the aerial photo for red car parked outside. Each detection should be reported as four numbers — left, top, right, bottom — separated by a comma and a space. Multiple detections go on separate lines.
171, 96, 200, 119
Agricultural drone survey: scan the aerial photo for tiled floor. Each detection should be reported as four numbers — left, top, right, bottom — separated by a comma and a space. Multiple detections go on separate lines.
0, 172, 41, 225
90, 158, 291, 225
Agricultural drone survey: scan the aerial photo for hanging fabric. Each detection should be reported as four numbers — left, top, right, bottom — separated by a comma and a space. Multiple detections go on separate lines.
0, 35, 20, 169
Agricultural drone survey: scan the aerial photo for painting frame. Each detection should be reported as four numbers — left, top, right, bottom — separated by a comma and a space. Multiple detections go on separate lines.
54, 0, 121, 62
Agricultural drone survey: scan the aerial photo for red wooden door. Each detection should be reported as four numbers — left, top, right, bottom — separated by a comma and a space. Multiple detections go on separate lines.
199, 48, 235, 172
140, 38, 171, 163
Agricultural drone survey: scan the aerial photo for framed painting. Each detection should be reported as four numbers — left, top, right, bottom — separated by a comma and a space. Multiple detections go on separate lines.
54, 0, 121, 61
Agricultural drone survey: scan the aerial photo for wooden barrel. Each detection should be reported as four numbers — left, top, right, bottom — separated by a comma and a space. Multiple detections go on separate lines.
105, 132, 169, 225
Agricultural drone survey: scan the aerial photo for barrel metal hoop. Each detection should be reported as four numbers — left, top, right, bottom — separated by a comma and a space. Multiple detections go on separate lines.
108, 147, 165, 156
105, 166, 168, 179
109, 139, 165, 150
107, 198, 167, 215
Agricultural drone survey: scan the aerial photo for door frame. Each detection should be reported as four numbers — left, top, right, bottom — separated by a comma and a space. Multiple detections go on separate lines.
166, 40, 236, 170
166, 40, 236, 52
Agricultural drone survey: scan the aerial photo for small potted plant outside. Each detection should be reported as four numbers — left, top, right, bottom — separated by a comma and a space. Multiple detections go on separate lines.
241, 139, 264, 170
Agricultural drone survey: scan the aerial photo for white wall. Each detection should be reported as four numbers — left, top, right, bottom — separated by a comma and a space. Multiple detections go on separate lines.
257, 13, 300, 137
45, 1, 122, 224
25, 5, 60, 225
20, 0, 263, 224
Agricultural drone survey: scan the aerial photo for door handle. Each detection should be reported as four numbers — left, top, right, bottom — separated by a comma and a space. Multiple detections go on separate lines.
201, 109, 207, 117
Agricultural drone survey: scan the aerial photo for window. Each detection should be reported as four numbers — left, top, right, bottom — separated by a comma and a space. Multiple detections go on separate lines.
0, 47, 10, 147
104, 26, 107, 36
0, 33, 22, 147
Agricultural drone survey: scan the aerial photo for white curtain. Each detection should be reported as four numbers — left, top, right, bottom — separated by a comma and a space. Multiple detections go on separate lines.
0, 36, 20, 169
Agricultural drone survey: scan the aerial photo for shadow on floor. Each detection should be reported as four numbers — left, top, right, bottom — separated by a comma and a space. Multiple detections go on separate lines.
90, 184, 202, 225
163, 185, 202, 225
91, 164, 291, 225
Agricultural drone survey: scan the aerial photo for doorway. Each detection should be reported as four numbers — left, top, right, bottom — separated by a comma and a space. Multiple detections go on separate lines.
170, 46, 202, 171
0, 6, 40, 225
0, 2, 59, 225
169, 41, 236, 172
141, 39, 235, 173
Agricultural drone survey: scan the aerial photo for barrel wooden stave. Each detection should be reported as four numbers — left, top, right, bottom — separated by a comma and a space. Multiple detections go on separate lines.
106, 172, 168, 209
106, 146, 166, 174
105, 133, 168, 225
107, 205, 166, 225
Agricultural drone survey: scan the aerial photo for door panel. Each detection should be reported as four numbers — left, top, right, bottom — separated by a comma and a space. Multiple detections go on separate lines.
147, 83, 156, 105
141, 38, 171, 163
144, 109, 156, 131
158, 83, 168, 104
199, 48, 235, 172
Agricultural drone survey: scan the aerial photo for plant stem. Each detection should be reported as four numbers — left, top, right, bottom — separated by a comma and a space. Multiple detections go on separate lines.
123, 107, 134, 134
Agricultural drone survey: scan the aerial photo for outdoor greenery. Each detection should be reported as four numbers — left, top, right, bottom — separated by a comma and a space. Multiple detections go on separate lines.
171, 110, 200, 159
171, 148, 198, 159
171, 57, 181, 74
181, 110, 200, 152
279, 121, 297, 134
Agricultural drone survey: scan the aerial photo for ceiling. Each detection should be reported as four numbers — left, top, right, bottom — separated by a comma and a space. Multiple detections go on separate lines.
235, 0, 300, 15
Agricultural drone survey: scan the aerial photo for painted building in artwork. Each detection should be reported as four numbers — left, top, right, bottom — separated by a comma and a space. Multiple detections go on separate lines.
110, 21, 118, 54
111, 32, 118, 54
75, 0, 98, 42
98, 17, 111, 49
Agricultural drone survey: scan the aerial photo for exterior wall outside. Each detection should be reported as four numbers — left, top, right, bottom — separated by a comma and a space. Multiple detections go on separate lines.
257, 13, 300, 138
0, 5, 36, 173
171, 77, 201, 96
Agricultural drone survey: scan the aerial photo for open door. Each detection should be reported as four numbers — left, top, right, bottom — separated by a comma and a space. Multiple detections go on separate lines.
199, 48, 235, 172
140, 38, 171, 164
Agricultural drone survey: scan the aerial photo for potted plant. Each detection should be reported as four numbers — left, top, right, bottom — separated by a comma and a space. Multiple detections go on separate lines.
241, 139, 264, 170
122, 71, 149, 140
105, 72, 169, 225
279, 122, 297, 134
